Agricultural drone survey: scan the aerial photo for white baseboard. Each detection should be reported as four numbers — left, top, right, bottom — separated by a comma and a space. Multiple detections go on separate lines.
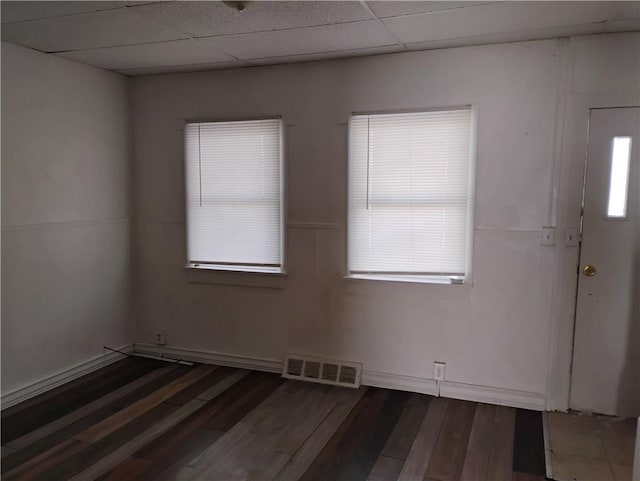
132, 344, 545, 410
133, 344, 283, 373
1, 341, 546, 412
1, 344, 133, 409
362, 370, 439, 396
439, 380, 546, 411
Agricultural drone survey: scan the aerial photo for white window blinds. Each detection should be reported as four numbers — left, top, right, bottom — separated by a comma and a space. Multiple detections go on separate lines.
185, 119, 283, 272
348, 109, 473, 277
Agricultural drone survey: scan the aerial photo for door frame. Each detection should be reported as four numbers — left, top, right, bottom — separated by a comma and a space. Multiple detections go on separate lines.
567, 105, 640, 412
545, 96, 640, 413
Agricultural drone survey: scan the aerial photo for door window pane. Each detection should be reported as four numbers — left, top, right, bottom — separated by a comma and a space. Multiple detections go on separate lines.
607, 136, 631, 218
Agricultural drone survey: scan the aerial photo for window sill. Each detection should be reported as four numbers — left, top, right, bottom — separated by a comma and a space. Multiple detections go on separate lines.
184, 265, 286, 289
344, 274, 465, 285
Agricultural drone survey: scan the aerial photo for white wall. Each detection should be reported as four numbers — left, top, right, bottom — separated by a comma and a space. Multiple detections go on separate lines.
1, 42, 132, 395
128, 32, 638, 406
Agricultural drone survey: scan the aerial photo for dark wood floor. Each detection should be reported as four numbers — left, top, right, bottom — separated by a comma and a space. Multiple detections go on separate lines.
1, 357, 547, 481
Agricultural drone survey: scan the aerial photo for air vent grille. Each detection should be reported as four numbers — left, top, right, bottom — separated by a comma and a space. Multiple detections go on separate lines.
286, 357, 304, 377
283, 354, 362, 388
304, 361, 321, 379
321, 363, 339, 382
339, 366, 358, 385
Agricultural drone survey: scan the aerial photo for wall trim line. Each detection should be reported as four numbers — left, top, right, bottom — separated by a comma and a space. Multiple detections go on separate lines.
133, 344, 546, 410
439, 380, 546, 411
361, 370, 439, 396
1, 344, 133, 409
133, 344, 283, 373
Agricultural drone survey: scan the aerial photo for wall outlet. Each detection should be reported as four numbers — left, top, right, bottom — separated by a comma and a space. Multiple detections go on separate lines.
155, 329, 166, 345
434, 362, 446, 381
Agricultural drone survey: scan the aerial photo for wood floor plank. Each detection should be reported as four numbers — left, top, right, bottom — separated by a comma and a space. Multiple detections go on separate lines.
199, 432, 291, 481
134, 370, 252, 461
36, 403, 178, 481
162, 366, 235, 406
98, 371, 247, 479
134, 405, 236, 463
512, 409, 545, 476
381, 393, 431, 460
2, 362, 545, 481
511, 471, 545, 481
166, 373, 285, 478
125, 370, 272, 477
103, 457, 153, 481
187, 381, 347, 481
397, 397, 449, 481
134, 370, 248, 462
74, 364, 216, 443
2, 439, 91, 481
6, 365, 177, 451
296, 389, 377, 481
0, 365, 190, 474
178, 422, 284, 480
460, 403, 496, 481
485, 406, 516, 481
177, 421, 252, 479
274, 387, 368, 481
298, 388, 408, 481
1, 358, 153, 443
368, 455, 405, 481
241, 381, 351, 457
68, 400, 206, 481
202, 372, 285, 432
275, 385, 359, 455
244, 381, 326, 436
196, 369, 250, 401
144, 430, 225, 481
333, 390, 410, 481
425, 399, 476, 481
1, 446, 17, 458
66, 369, 249, 481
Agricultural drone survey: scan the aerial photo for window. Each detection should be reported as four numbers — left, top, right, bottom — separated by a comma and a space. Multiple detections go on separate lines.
185, 118, 283, 273
606, 136, 632, 218
348, 108, 474, 282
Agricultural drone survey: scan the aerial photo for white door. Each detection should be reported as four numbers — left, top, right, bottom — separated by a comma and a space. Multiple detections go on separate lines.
570, 107, 640, 417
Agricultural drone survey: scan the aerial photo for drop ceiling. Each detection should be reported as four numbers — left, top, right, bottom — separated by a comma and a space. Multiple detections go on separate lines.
1, 1, 639, 76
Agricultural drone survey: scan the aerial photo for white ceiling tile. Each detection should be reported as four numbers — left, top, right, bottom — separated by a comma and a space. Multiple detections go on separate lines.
2, 0, 635, 76
198, 21, 399, 60
405, 23, 607, 52
246, 44, 405, 66
383, 2, 617, 44
129, 0, 372, 38
1, 1, 125, 23
117, 60, 248, 76
0, 7, 187, 52
366, 1, 493, 19
55, 38, 235, 70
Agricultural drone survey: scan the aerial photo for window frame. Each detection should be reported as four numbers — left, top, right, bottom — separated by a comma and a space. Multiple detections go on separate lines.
183, 116, 286, 277
346, 106, 477, 285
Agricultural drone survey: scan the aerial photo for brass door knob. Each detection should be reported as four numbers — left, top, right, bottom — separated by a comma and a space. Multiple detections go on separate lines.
583, 264, 597, 277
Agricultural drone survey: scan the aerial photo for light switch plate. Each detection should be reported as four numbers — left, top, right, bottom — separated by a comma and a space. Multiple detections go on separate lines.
541, 226, 555, 246
564, 228, 579, 246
